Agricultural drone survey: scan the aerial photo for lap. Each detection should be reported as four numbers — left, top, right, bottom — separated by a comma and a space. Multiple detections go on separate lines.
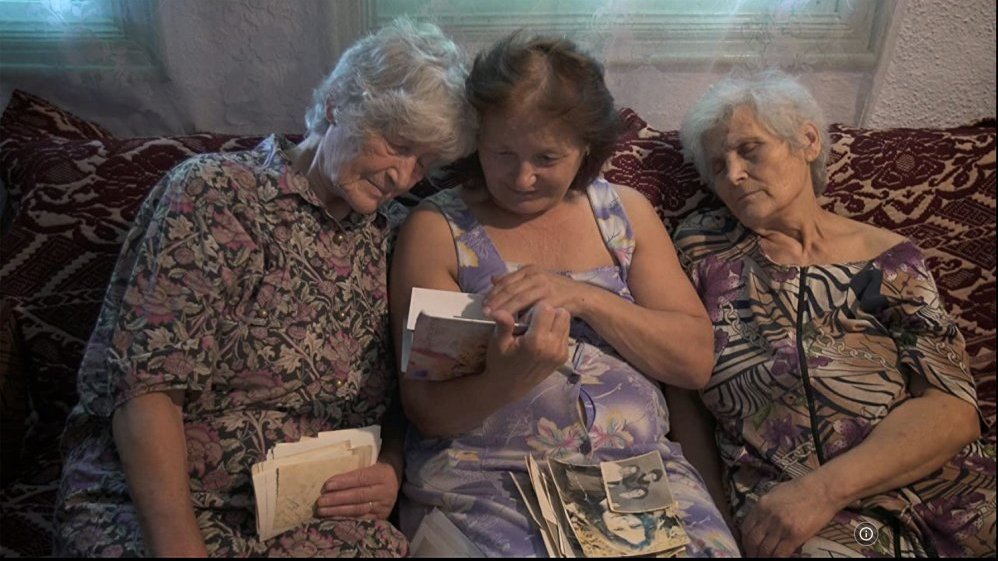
54, 498, 408, 557
797, 511, 922, 558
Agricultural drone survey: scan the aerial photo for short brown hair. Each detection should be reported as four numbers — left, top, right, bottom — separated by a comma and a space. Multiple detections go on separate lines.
452, 32, 621, 191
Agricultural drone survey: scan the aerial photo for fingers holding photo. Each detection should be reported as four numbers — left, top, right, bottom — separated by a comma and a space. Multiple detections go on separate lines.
522, 303, 571, 362
485, 265, 587, 319
315, 462, 399, 521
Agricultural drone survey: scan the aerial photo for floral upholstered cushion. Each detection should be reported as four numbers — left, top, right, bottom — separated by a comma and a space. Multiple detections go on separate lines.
0, 91, 266, 557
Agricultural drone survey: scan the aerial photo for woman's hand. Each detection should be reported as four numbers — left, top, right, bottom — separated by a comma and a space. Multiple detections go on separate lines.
739, 475, 841, 557
395, 301, 571, 438
315, 462, 400, 520
484, 302, 572, 396
484, 265, 594, 320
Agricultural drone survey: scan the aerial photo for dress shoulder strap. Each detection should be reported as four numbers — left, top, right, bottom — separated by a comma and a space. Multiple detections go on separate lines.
585, 178, 636, 282
423, 188, 508, 293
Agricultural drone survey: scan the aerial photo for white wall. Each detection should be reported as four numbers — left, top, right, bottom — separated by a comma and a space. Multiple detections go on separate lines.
607, 0, 996, 130
0, 0, 366, 137
863, 0, 997, 128
0, 0, 994, 137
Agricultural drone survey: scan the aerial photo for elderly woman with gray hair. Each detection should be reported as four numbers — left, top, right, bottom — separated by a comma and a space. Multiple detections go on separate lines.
670, 71, 995, 557
53, 18, 474, 557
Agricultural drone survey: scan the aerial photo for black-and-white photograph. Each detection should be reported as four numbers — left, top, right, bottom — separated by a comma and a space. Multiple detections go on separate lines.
549, 458, 687, 557
600, 451, 674, 514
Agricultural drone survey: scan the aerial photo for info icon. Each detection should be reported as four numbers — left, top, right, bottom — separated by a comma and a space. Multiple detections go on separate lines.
854, 522, 879, 547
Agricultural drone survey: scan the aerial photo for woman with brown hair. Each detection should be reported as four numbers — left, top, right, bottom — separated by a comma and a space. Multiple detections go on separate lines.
391, 32, 740, 557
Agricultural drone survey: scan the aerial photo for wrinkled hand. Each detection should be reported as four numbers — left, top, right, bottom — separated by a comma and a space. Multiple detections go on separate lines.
315, 462, 399, 520
739, 477, 842, 557
486, 302, 571, 394
484, 265, 592, 320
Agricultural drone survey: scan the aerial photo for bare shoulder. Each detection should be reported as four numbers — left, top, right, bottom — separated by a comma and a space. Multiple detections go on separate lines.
611, 183, 660, 224
611, 183, 676, 253
613, 183, 652, 208
392, 197, 460, 291
396, 199, 456, 265
837, 214, 909, 258
399, 199, 451, 239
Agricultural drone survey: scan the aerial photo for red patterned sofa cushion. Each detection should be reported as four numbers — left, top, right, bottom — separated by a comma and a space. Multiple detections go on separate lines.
603, 107, 722, 233
0, 91, 267, 556
0, 91, 114, 210
0, 90, 112, 144
0, 299, 28, 488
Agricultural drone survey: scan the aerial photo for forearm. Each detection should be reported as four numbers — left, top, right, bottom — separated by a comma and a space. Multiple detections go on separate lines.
113, 391, 207, 557
576, 285, 713, 388
804, 390, 980, 510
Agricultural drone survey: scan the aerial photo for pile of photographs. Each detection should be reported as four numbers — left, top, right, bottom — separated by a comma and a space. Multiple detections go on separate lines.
511, 451, 689, 557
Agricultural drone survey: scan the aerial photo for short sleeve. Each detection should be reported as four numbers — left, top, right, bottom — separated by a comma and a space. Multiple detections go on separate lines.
673, 212, 710, 290
84, 155, 246, 414
874, 245, 990, 430
672, 208, 744, 310
676, 242, 705, 302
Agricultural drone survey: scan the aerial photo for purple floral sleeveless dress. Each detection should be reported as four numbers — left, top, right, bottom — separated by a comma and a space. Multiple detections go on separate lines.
400, 179, 740, 557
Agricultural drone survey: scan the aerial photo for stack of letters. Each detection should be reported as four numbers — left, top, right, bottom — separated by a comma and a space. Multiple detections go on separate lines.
512, 451, 689, 557
251, 425, 381, 540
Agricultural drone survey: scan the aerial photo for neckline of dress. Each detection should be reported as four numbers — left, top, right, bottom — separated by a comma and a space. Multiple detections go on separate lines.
744, 228, 913, 270
452, 185, 624, 278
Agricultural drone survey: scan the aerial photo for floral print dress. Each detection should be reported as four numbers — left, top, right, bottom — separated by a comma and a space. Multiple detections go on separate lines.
675, 207, 996, 557
400, 180, 740, 557
54, 136, 408, 557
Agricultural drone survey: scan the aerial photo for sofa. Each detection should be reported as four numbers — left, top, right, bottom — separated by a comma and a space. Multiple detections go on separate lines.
0, 89, 993, 557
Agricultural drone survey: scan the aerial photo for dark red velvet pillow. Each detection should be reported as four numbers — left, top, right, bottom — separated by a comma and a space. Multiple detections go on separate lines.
0, 90, 115, 207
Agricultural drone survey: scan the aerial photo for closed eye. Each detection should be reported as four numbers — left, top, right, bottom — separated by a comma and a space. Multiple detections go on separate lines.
386, 140, 412, 156
738, 142, 760, 157
416, 156, 434, 174
536, 154, 562, 166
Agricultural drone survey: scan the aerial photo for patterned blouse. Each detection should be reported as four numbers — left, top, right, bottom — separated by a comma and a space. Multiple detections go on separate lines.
674, 207, 995, 557
54, 135, 409, 556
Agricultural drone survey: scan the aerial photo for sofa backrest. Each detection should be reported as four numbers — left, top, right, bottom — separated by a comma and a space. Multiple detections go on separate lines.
0, 92, 994, 486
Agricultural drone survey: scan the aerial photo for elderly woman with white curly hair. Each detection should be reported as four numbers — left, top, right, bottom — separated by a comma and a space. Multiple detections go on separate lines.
53, 18, 475, 557
669, 70, 995, 558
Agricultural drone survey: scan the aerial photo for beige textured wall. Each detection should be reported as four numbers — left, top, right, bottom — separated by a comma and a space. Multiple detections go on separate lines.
863, 0, 997, 128
602, 0, 996, 130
